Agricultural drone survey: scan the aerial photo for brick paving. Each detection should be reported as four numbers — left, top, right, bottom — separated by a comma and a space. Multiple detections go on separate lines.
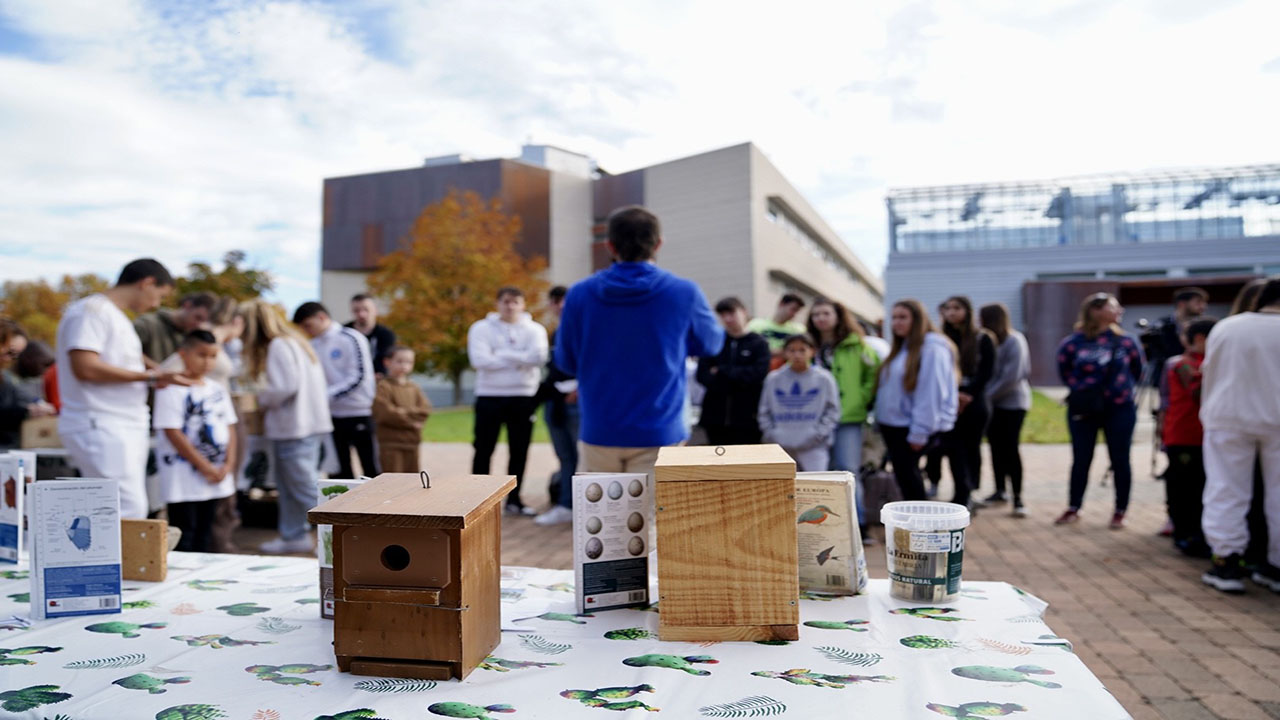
236, 439, 1280, 720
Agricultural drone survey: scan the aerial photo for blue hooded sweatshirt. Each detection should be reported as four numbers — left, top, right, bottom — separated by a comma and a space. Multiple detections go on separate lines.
555, 262, 724, 447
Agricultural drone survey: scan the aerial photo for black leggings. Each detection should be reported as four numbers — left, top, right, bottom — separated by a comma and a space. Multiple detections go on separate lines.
988, 408, 1027, 500
941, 401, 989, 506
332, 415, 380, 478
881, 424, 928, 501
473, 396, 537, 503
169, 499, 219, 553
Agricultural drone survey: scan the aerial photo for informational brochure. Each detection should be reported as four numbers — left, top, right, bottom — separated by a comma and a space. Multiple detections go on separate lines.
572, 472, 652, 613
795, 471, 868, 595
0, 455, 23, 564
29, 479, 122, 620
316, 478, 366, 619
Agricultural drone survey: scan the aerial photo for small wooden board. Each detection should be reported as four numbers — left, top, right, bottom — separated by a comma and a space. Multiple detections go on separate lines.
309, 473, 515, 529
121, 519, 168, 582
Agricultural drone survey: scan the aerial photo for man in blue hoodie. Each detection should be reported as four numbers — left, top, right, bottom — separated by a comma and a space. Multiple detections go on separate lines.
555, 206, 724, 475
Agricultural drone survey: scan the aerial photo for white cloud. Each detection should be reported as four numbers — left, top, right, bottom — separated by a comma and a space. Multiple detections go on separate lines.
1, 0, 1277, 310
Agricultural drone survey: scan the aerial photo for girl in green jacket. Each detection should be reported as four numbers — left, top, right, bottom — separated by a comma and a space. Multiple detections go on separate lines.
807, 298, 882, 526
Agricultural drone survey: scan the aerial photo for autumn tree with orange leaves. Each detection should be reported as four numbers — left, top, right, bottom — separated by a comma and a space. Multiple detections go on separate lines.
367, 191, 548, 404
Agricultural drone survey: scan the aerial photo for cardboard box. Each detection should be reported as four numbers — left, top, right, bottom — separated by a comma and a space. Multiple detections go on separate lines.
795, 471, 867, 595
572, 472, 651, 614
121, 519, 168, 582
231, 392, 264, 436
316, 478, 367, 619
654, 444, 799, 642
29, 478, 122, 620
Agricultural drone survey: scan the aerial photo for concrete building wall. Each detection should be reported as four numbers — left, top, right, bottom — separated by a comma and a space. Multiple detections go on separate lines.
547, 171, 594, 288
642, 145, 755, 311
320, 269, 372, 324
749, 145, 885, 322
884, 235, 1280, 331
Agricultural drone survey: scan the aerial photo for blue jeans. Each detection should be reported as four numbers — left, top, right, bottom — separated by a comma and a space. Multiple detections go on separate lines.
546, 401, 580, 510
272, 434, 323, 541
1067, 403, 1136, 513
831, 423, 865, 525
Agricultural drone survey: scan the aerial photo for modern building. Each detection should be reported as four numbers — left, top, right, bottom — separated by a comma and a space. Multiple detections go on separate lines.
321, 142, 883, 326
883, 164, 1280, 384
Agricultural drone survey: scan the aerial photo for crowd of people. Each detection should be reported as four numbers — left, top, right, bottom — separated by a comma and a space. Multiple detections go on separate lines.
0, 204, 1275, 597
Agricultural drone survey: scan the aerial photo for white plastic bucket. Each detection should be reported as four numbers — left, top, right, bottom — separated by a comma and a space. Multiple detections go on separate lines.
880, 501, 971, 603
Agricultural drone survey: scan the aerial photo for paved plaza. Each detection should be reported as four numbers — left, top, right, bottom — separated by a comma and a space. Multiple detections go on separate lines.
238, 439, 1280, 720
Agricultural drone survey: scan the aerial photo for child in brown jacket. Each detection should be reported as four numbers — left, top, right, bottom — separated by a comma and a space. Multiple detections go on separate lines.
372, 346, 431, 472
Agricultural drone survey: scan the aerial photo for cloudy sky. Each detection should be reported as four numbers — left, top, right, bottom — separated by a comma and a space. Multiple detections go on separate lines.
2, 0, 1276, 311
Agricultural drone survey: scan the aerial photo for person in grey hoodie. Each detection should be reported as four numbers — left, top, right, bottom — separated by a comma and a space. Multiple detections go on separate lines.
757, 334, 840, 472
980, 302, 1032, 516
876, 299, 959, 501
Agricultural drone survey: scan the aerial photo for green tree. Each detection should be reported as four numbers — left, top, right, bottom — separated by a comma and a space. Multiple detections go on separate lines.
174, 250, 274, 302
366, 191, 549, 404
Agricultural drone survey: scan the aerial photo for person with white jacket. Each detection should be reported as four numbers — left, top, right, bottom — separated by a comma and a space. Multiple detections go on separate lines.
467, 287, 549, 514
876, 299, 959, 502
1199, 276, 1280, 594
293, 301, 379, 479
238, 301, 332, 554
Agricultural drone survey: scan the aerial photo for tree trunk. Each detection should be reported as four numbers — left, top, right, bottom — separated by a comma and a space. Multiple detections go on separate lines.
452, 372, 463, 407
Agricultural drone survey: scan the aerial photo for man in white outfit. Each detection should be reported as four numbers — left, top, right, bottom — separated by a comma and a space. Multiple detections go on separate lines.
57, 259, 191, 518
1199, 276, 1280, 594
293, 302, 378, 479
467, 286, 548, 515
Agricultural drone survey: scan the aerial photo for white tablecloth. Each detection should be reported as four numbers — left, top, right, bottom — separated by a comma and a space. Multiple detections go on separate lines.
0, 553, 1129, 719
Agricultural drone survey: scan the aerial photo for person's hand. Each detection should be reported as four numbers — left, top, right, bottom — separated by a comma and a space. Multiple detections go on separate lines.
155, 371, 193, 389
910, 442, 925, 452
200, 463, 225, 484
957, 392, 972, 413
565, 391, 578, 404
709, 367, 719, 375
26, 400, 56, 418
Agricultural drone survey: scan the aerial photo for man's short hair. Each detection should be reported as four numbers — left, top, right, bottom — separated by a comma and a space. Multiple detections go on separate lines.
179, 292, 217, 311
779, 293, 805, 308
117, 258, 174, 287
496, 286, 524, 301
714, 296, 747, 314
549, 286, 568, 302
1254, 275, 1280, 311
351, 293, 373, 303
292, 301, 329, 324
181, 329, 218, 348
385, 344, 413, 358
783, 333, 817, 350
1173, 287, 1208, 304
607, 206, 661, 262
1183, 317, 1217, 344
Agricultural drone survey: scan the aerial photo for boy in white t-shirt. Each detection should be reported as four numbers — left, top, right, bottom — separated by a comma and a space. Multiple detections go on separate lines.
154, 330, 237, 552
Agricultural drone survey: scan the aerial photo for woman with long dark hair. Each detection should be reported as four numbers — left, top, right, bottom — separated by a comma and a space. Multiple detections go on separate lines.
937, 296, 995, 509
980, 303, 1031, 516
1055, 293, 1144, 529
876, 299, 958, 501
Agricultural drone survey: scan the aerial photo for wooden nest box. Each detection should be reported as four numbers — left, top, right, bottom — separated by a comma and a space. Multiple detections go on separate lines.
307, 472, 514, 680
654, 444, 799, 642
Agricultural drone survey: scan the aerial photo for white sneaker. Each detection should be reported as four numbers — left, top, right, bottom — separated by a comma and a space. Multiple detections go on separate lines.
534, 506, 574, 526
259, 536, 314, 554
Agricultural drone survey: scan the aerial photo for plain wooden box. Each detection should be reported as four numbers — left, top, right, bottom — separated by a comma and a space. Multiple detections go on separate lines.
20, 417, 60, 449
308, 472, 514, 681
654, 444, 799, 642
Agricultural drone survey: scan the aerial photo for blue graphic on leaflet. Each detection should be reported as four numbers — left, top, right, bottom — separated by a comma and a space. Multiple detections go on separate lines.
0, 522, 16, 563
42, 564, 121, 618
66, 516, 92, 551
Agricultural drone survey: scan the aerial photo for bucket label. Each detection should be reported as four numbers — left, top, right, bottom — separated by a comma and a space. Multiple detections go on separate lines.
909, 531, 952, 553
946, 530, 965, 595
